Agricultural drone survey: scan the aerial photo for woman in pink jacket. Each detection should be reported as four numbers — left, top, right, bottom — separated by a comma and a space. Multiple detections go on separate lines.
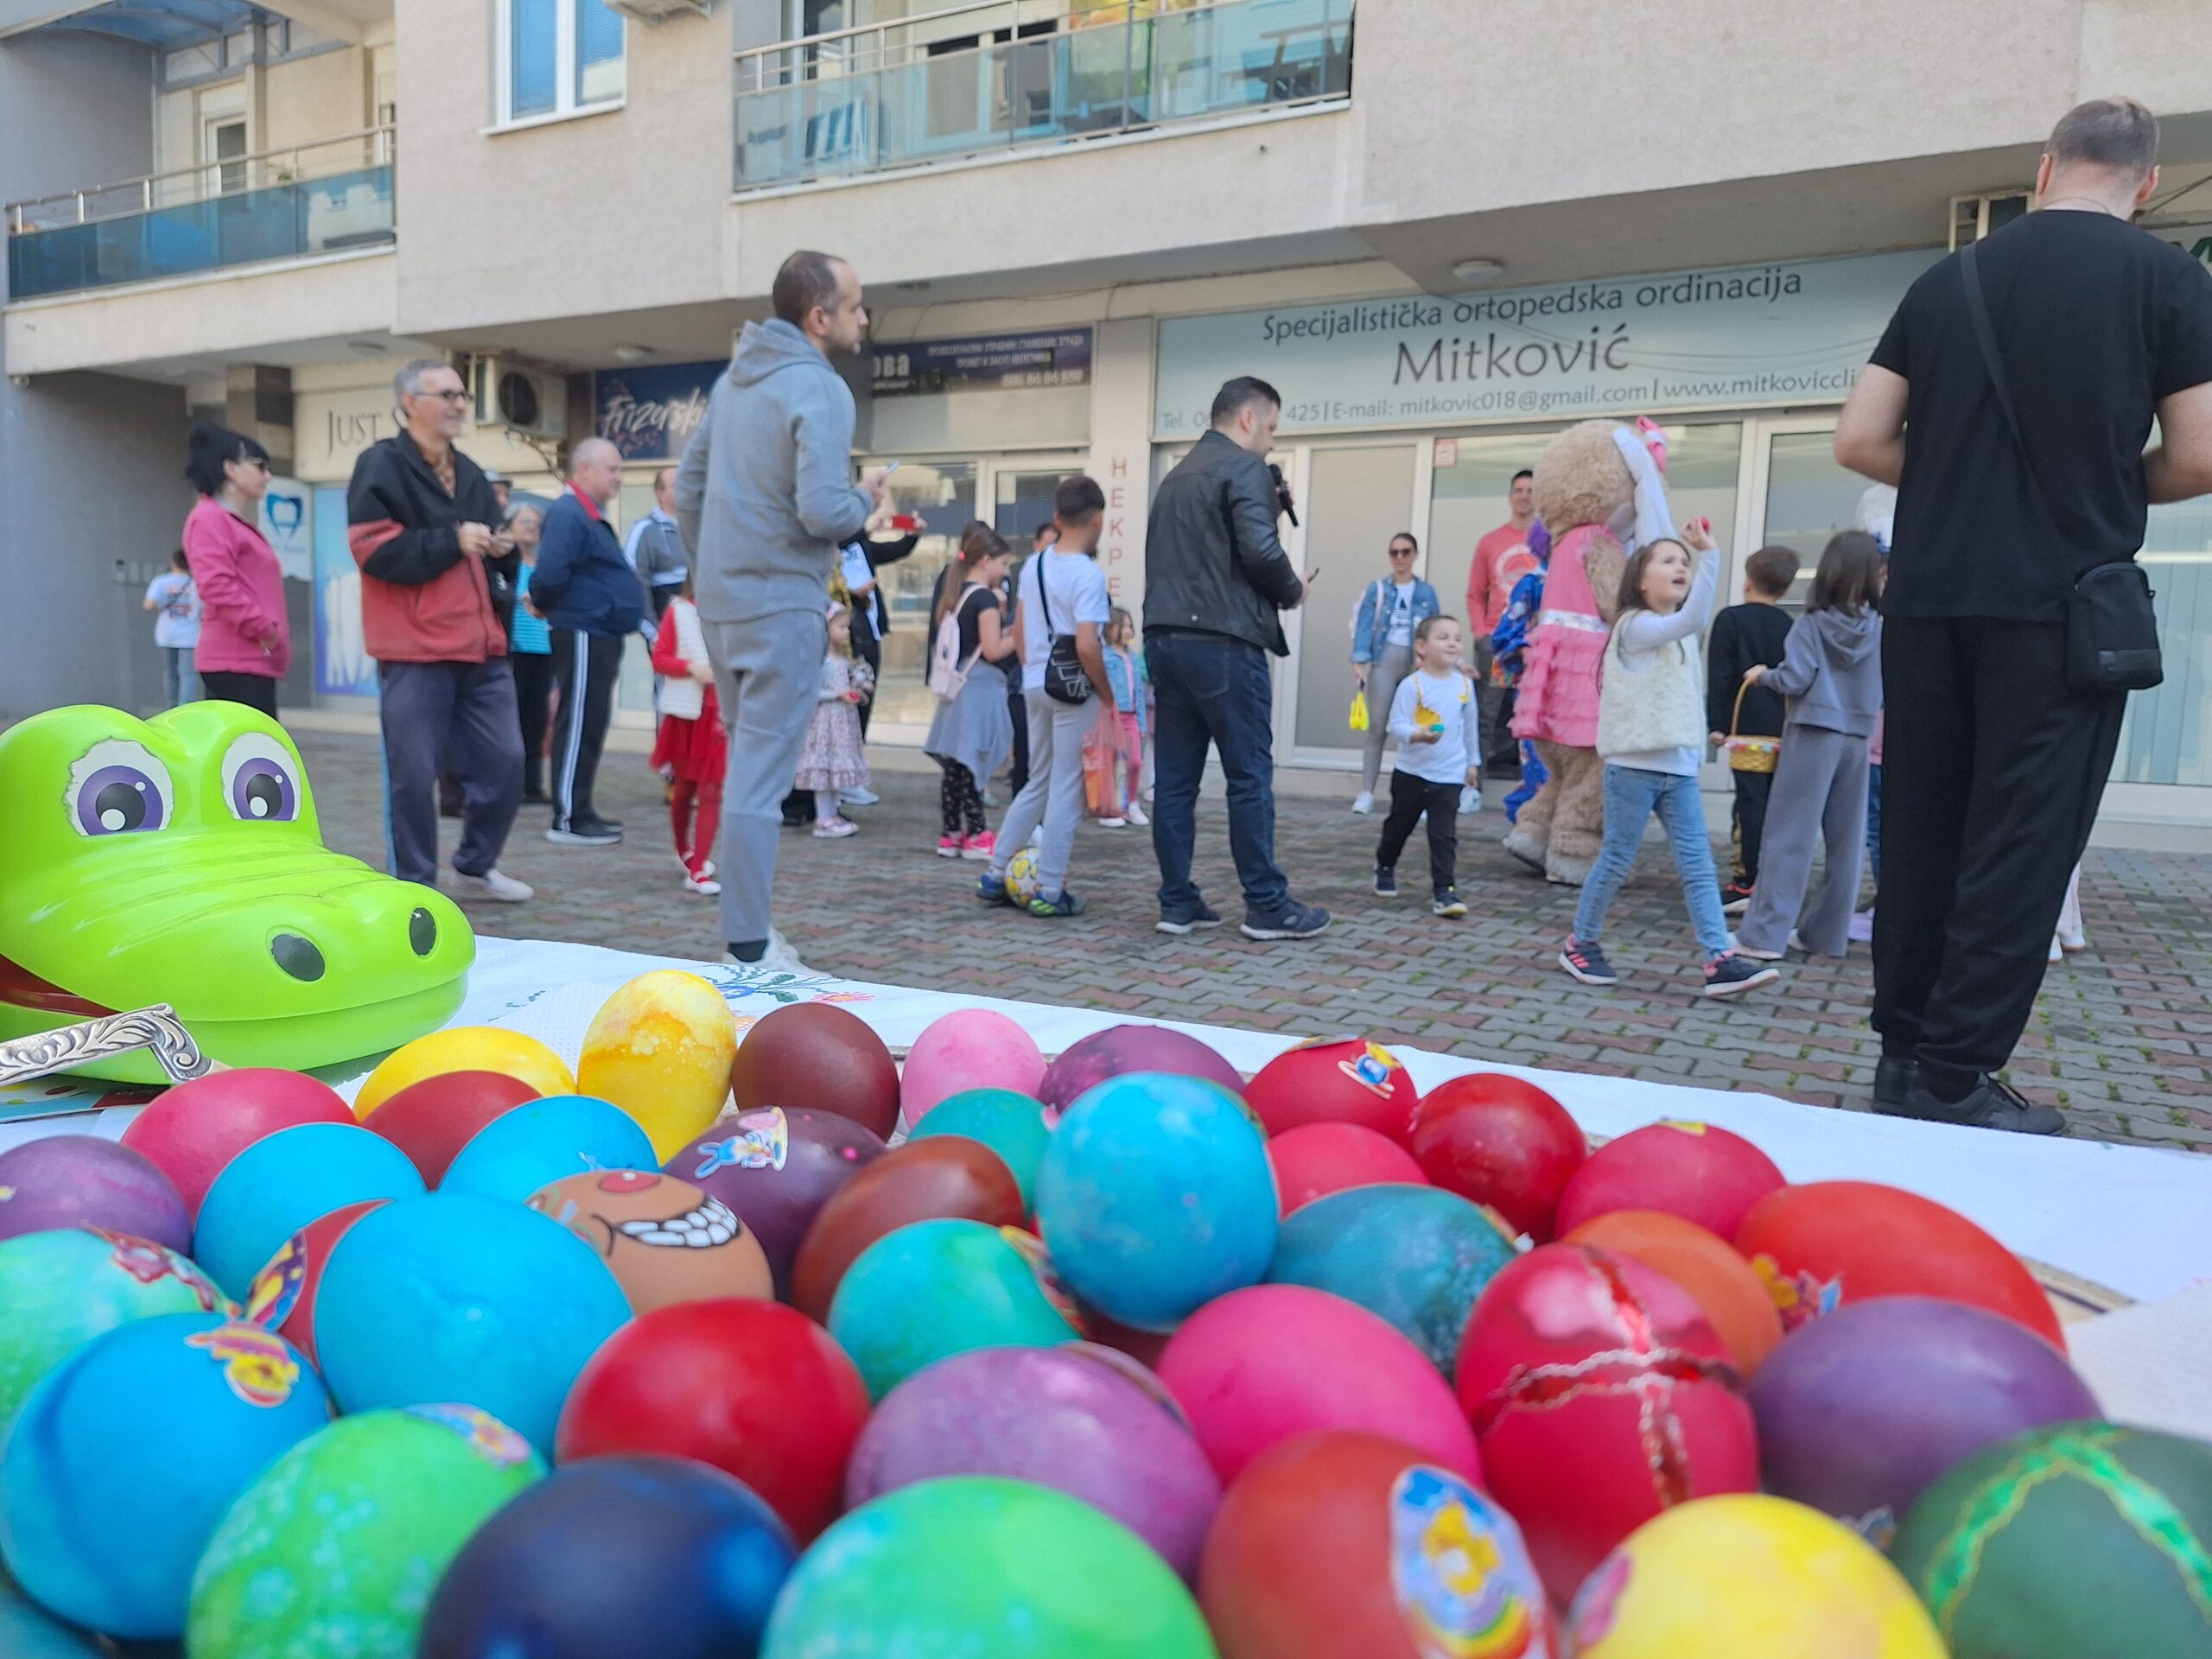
181, 420, 289, 717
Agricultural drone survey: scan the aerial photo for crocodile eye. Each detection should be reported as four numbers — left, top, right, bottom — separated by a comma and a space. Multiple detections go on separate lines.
220, 733, 300, 823
67, 741, 172, 837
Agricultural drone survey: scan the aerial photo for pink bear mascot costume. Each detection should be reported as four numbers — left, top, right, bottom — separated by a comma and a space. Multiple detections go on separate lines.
1503, 417, 1676, 885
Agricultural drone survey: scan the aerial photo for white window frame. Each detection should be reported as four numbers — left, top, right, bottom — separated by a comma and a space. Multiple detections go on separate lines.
493, 0, 625, 127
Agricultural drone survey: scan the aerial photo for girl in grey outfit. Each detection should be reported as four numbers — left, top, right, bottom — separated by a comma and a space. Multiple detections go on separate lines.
1736, 531, 1886, 960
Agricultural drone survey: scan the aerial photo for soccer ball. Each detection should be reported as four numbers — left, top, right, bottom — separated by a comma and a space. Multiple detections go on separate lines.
1004, 845, 1045, 905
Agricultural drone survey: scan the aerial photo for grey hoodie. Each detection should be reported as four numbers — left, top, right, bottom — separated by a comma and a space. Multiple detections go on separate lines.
675, 319, 872, 625
1763, 606, 1883, 737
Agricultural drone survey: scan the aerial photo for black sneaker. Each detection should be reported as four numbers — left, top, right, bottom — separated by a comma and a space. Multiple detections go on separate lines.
976, 873, 1013, 907
1872, 1056, 1917, 1114
1241, 899, 1330, 941
1374, 867, 1398, 898
1893, 1075, 2065, 1135
1027, 888, 1088, 918
1558, 938, 1618, 986
1156, 902, 1223, 936
1702, 951, 1779, 997
1720, 880, 1756, 916
1433, 890, 1468, 919
545, 821, 621, 847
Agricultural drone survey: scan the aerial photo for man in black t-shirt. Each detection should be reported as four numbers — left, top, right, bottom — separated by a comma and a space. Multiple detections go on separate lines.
1835, 97, 2212, 1135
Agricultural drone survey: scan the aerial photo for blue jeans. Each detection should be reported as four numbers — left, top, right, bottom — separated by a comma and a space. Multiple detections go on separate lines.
1865, 761, 1883, 887
1146, 631, 1288, 916
1573, 763, 1732, 959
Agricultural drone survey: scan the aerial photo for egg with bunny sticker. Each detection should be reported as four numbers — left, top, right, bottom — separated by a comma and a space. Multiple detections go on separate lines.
526, 1170, 771, 1314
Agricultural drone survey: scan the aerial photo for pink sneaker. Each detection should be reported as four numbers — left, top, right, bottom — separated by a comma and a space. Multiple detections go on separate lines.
937, 834, 965, 858
813, 817, 858, 840
961, 830, 998, 861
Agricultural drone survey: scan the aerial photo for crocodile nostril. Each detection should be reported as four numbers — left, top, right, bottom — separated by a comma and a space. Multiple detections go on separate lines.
271, 933, 325, 982
409, 906, 436, 957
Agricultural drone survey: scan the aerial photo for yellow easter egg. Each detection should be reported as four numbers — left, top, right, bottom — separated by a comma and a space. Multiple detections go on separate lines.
354, 1027, 575, 1120
575, 971, 738, 1162
1567, 1494, 1946, 1659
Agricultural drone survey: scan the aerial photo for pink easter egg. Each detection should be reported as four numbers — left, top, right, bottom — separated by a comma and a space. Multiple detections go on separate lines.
899, 1009, 1046, 1128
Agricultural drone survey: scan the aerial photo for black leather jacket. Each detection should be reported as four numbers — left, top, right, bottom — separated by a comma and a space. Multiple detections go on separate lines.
1142, 429, 1305, 655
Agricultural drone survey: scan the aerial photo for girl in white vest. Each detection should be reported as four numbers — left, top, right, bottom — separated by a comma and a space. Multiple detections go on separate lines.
1559, 518, 1778, 998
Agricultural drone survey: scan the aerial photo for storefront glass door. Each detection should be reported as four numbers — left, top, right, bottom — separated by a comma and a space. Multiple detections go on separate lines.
1747, 423, 1873, 609
2115, 494, 2212, 787
869, 459, 978, 732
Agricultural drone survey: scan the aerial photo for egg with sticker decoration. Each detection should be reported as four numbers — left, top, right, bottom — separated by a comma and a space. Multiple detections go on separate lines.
526, 1169, 771, 1314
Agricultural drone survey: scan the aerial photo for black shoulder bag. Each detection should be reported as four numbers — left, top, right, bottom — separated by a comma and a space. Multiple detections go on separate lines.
1031, 554, 1094, 706
1961, 239, 2163, 693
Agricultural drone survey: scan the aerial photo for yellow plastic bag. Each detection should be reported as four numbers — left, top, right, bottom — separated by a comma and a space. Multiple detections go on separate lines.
1349, 690, 1370, 734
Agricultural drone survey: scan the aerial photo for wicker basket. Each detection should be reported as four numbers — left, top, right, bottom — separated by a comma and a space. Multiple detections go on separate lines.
1722, 680, 1780, 774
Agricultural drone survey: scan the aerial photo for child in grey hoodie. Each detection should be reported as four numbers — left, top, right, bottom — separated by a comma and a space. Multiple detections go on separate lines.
1735, 531, 1885, 960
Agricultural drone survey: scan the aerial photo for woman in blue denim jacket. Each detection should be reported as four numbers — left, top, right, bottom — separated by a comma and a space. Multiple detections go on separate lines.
1350, 532, 1441, 812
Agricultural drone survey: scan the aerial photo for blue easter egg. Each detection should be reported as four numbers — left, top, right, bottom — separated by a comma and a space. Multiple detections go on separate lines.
438, 1095, 658, 1203
0, 1313, 329, 1641
312, 1192, 630, 1457
193, 1121, 424, 1300
1035, 1071, 1278, 1332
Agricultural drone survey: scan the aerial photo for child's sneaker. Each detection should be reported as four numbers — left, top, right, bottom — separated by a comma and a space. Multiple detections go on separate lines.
976, 872, 1012, 906
961, 830, 998, 862
1433, 890, 1468, 918
1848, 907, 1875, 943
1374, 866, 1398, 898
1097, 816, 1127, 829
936, 834, 965, 858
682, 871, 721, 896
1124, 802, 1149, 827
1721, 880, 1756, 916
1558, 938, 1618, 986
1704, 951, 1780, 997
812, 817, 858, 840
1027, 888, 1089, 918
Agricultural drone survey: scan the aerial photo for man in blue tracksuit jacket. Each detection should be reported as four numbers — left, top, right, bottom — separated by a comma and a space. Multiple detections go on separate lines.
529, 437, 645, 845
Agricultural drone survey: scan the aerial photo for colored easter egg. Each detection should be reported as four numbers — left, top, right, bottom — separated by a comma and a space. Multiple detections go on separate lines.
789, 1136, 1023, 1324
1243, 1038, 1419, 1143
671, 1106, 885, 1300
1554, 1120, 1785, 1241
1409, 1072, 1586, 1243
354, 1027, 574, 1120
1038, 1024, 1243, 1116
899, 1008, 1046, 1128
558, 1299, 869, 1544
1566, 1208, 1784, 1377
364, 1069, 540, 1185
193, 1122, 423, 1300
1267, 1121, 1429, 1216
527, 1169, 771, 1313
118, 1067, 352, 1219
240, 1198, 385, 1368
576, 971, 738, 1163
906, 1088, 1052, 1212
0, 1134, 189, 1254
437, 1093, 657, 1204
728, 1001, 899, 1141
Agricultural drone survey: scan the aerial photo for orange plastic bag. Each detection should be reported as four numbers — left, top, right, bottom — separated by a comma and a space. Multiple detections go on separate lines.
1083, 706, 1119, 817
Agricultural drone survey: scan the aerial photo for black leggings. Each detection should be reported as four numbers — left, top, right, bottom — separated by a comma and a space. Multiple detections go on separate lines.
198, 670, 277, 719
939, 760, 986, 836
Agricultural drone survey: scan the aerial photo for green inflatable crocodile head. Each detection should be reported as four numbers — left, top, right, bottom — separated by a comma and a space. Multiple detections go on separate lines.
0, 703, 472, 1083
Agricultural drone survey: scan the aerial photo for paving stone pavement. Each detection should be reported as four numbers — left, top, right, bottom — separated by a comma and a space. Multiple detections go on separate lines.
296, 730, 2212, 1155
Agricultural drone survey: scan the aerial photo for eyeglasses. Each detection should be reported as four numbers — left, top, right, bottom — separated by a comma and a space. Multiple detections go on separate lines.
413, 388, 470, 404
1389, 545, 1416, 556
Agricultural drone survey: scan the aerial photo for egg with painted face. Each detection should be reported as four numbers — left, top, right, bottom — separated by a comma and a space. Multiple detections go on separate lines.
526, 1170, 771, 1314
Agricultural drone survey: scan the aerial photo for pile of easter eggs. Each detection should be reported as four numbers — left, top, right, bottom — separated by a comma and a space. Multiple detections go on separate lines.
0, 988, 2206, 1659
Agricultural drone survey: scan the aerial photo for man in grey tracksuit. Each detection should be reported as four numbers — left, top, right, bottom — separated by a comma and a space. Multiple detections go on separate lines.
676, 251, 887, 969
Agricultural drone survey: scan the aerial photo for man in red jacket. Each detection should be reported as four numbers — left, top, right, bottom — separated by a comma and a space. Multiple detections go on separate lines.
346, 359, 531, 904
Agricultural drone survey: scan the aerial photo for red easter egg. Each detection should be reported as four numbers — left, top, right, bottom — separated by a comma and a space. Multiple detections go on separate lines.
119, 1068, 353, 1220
1198, 1431, 1558, 1659
1553, 1119, 1785, 1241
1733, 1180, 2065, 1351
1565, 1208, 1785, 1378
364, 1070, 541, 1185
557, 1297, 870, 1542
241, 1198, 386, 1367
1408, 1073, 1586, 1243
1243, 1039, 1419, 1145
788, 1138, 1024, 1325
729, 1001, 900, 1141
1453, 1243, 1757, 1600
1266, 1122, 1428, 1217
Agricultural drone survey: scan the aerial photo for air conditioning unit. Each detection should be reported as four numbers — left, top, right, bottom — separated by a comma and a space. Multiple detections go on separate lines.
472, 359, 567, 441
1948, 190, 2031, 250
607, 0, 715, 22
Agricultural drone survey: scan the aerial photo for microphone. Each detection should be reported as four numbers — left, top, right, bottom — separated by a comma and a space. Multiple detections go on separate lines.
1268, 462, 1299, 528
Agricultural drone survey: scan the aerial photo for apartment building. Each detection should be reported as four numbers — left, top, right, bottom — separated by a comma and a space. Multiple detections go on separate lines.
5, 0, 2212, 843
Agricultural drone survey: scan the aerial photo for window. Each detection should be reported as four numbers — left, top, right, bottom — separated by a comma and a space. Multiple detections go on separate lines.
499, 0, 626, 124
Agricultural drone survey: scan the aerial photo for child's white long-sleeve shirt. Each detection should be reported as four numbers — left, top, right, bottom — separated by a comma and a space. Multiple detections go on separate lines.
1387, 666, 1480, 785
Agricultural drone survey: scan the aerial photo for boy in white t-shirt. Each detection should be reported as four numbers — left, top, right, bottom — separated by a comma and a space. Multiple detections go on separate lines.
1376, 614, 1480, 918
979, 475, 1116, 917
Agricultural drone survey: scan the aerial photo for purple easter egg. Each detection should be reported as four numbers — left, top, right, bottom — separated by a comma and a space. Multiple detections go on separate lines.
1039, 1026, 1243, 1119
666, 1106, 886, 1300
843, 1343, 1222, 1578
1747, 1294, 2100, 1531
0, 1134, 190, 1254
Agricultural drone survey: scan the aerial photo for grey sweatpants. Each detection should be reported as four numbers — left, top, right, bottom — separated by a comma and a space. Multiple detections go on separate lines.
704, 608, 830, 948
989, 691, 1094, 900
1737, 723, 1871, 958
1359, 643, 1415, 792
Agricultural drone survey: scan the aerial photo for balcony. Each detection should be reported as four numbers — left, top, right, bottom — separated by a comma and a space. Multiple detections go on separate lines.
733, 0, 1352, 194
6, 128, 395, 302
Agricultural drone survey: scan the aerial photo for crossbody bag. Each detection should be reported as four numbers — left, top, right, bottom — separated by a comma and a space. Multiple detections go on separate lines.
1961, 239, 2163, 693
1031, 555, 1094, 706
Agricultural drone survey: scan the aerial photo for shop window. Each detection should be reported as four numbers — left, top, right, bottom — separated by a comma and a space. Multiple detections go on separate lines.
501, 0, 625, 123
2113, 497, 2212, 787
1758, 429, 1871, 610
872, 461, 980, 732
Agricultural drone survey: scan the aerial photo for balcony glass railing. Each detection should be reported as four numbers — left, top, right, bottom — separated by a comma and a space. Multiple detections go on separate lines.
734, 0, 1351, 192
6, 129, 396, 302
